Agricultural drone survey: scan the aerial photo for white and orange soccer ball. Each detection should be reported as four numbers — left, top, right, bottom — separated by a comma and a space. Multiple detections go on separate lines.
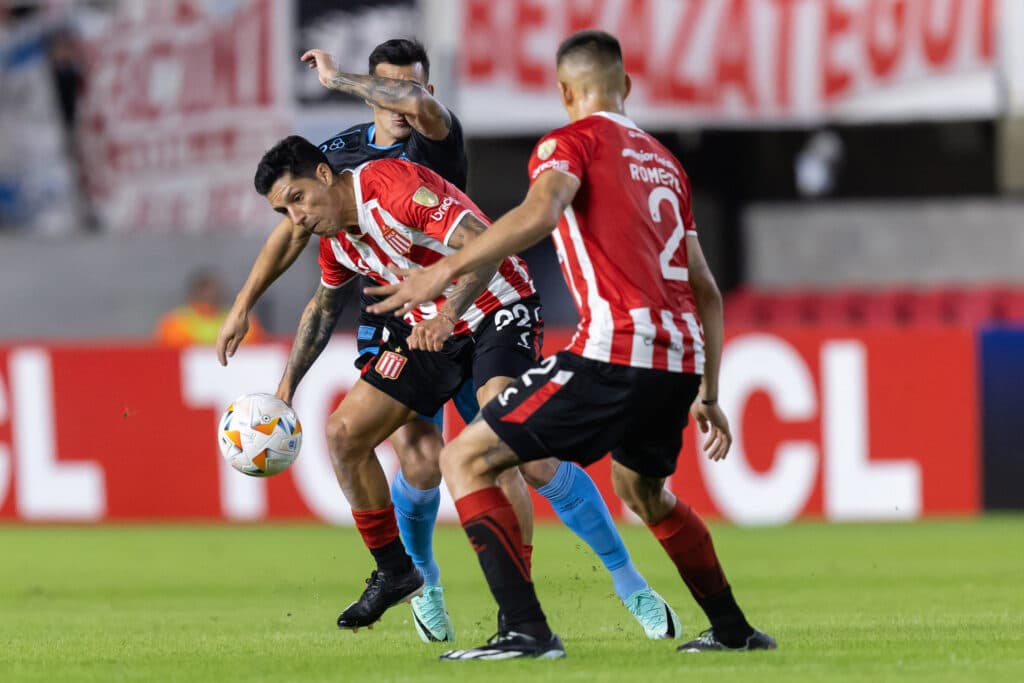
218, 393, 302, 477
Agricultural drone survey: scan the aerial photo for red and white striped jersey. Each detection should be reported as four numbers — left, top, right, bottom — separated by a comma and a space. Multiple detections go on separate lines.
319, 158, 535, 335
527, 112, 705, 374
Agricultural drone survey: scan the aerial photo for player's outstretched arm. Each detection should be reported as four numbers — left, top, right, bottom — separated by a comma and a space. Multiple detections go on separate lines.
366, 170, 580, 316
685, 235, 731, 461
276, 282, 352, 404
216, 218, 312, 366
301, 49, 451, 141
405, 214, 500, 352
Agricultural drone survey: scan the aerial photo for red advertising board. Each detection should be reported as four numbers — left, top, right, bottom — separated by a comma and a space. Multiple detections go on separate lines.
0, 328, 978, 524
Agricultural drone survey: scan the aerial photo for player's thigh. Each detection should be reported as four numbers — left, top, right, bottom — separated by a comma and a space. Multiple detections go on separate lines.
329, 378, 417, 455
611, 371, 701, 478
610, 460, 669, 520
480, 351, 629, 466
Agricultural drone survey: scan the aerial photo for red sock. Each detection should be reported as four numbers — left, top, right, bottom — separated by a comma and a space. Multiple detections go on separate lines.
523, 544, 534, 575
351, 504, 409, 573
456, 487, 549, 636
351, 505, 400, 549
647, 498, 728, 600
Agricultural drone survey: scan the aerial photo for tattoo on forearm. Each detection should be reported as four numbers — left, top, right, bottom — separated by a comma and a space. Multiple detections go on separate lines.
281, 285, 348, 397
325, 72, 449, 128
442, 215, 497, 318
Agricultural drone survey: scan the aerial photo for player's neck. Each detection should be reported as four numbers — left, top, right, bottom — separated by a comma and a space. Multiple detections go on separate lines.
370, 119, 400, 147
571, 97, 626, 122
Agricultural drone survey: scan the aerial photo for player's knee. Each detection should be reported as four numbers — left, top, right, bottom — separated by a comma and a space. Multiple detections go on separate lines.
324, 414, 367, 467
400, 456, 442, 489
518, 457, 559, 489
612, 474, 668, 524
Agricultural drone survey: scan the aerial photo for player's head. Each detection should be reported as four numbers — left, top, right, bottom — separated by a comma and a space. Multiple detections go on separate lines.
255, 135, 346, 237
555, 30, 631, 122
367, 38, 433, 142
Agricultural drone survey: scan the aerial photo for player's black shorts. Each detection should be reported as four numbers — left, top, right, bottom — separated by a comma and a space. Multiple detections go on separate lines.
360, 317, 473, 417
482, 351, 702, 478
358, 295, 544, 417
470, 294, 543, 390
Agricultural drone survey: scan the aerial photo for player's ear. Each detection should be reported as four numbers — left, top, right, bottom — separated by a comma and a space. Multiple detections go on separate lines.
558, 80, 572, 108
316, 162, 334, 185
623, 73, 632, 101
426, 83, 435, 96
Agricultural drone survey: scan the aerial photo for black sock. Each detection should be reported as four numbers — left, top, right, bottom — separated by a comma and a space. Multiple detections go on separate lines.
369, 537, 413, 574
698, 585, 754, 647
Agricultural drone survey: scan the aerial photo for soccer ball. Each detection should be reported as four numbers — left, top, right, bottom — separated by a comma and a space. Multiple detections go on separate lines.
218, 393, 302, 477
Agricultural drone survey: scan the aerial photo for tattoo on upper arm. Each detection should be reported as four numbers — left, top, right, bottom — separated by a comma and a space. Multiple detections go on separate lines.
447, 213, 488, 249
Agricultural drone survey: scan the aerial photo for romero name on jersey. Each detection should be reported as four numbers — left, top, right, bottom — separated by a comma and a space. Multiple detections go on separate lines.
527, 112, 705, 374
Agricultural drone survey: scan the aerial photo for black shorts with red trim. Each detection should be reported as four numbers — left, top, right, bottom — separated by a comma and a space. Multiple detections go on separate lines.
360, 318, 473, 417
470, 294, 544, 390
481, 351, 702, 478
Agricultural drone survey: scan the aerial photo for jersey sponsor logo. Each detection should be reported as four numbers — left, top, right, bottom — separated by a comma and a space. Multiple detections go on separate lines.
536, 138, 557, 160
622, 147, 676, 171
531, 158, 569, 180
381, 225, 412, 254
375, 351, 407, 380
412, 186, 439, 207
429, 195, 456, 222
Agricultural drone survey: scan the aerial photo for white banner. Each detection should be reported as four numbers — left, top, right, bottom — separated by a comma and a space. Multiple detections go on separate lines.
75, 0, 291, 234
453, 0, 1000, 133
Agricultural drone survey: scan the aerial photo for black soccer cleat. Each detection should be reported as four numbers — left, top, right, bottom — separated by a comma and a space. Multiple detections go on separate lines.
439, 631, 566, 661
678, 627, 777, 652
336, 567, 424, 631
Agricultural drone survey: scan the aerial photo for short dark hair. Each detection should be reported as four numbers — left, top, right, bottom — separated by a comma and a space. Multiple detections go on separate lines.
556, 30, 622, 66
368, 38, 430, 81
254, 135, 329, 195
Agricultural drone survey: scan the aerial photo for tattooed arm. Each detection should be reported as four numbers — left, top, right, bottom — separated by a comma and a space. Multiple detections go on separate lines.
301, 49, 451, 140
276, 282, 353, 403
405, 213, 499, 352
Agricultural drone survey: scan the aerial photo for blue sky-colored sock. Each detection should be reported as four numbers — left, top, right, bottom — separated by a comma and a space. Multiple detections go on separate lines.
391, 470, 441, 587
536, 461, 648, 601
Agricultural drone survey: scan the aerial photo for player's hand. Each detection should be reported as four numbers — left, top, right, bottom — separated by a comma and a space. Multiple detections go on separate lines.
690, 399, 732, 462
407, 314, 456, 352
300, 48, 340, 88
365, 262, 456, 317
216, 307, 250, 367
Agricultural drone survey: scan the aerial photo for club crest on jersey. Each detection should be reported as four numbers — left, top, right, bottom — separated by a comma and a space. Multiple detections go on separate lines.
375, 351, 407, 380
537, 139, 557, 160
381, 225, 412, 254
412, 186, 439, 207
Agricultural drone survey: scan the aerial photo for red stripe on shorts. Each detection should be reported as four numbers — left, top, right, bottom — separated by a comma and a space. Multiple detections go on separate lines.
500, 381, 565, 425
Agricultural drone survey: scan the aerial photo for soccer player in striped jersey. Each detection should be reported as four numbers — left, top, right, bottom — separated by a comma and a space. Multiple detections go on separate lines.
254, 135, 683, 642
366, 30, 777, 660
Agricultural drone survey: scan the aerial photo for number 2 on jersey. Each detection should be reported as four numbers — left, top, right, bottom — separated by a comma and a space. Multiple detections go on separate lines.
648, 187, 688, 282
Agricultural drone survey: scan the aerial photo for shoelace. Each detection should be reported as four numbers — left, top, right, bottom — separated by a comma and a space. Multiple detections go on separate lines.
694, 628, 718, 645
415, 591, 447, 624
628, 591, 665, 626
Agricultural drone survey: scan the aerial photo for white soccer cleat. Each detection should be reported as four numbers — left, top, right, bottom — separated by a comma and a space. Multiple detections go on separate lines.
411, 585, 455, 643
623, 587, 682, 640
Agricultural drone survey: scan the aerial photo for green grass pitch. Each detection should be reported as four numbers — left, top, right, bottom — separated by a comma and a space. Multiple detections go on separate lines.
1, 517, 1022, 682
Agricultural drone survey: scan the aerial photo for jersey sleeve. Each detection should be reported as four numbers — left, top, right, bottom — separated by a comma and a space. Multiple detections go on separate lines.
527, 128, 590, 186
317, 238, 356, 289
375, 160, 486, 246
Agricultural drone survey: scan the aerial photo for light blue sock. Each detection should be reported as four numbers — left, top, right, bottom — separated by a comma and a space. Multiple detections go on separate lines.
391, 470, 442, 587
537, 461, 648, 601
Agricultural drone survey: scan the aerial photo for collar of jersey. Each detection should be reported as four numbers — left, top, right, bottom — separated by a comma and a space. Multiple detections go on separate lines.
593, 111, 640, 130
366, 124, 403, 150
